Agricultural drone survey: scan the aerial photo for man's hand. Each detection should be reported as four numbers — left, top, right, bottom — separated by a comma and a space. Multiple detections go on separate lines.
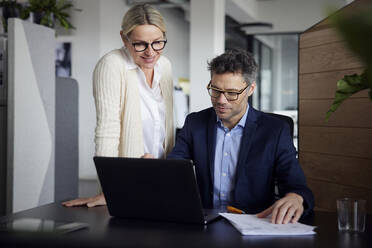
62, 193, 106, 208
256, 193, 304, 224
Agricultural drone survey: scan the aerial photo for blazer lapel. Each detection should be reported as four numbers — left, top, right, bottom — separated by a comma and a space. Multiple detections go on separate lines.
235, 107, 259, 182
207, 110, 217, 186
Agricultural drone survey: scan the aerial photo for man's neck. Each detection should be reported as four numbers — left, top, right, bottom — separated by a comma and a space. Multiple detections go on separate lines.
221, 104, 249, 130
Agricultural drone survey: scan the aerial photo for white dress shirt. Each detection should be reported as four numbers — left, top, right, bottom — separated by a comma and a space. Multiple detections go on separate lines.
124, 47, 166, 158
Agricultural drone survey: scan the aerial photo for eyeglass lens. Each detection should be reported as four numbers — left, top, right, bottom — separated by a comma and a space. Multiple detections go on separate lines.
133, 40, 166, 52
208, 88, 239, 101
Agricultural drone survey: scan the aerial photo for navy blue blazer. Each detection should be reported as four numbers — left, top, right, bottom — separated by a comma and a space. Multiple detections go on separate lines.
168, 107, 314, 216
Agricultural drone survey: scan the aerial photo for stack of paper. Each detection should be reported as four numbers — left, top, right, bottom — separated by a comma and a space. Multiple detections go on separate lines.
219, 213, 316, 235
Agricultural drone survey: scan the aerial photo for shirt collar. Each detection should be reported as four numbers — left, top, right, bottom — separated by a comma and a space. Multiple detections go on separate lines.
216, 104, 250, 129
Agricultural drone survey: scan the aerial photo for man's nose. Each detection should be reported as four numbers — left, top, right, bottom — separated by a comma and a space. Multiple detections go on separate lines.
216, 92, 228, 103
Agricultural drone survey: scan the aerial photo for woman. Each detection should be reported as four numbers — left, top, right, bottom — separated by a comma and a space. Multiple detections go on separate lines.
62, 4, 174, 207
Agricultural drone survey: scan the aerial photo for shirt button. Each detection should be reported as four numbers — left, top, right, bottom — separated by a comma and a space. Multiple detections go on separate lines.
222, 173, 227, 177
226, 133, 230, 137
224, 152, 228, 156
220, 193, 225, 197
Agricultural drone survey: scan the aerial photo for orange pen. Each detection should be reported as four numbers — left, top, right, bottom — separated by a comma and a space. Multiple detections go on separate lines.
227, 206, 245, 214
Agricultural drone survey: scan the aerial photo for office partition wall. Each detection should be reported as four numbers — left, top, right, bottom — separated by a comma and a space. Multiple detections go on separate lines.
7, 18, 55, 213
0, 34, 7, 216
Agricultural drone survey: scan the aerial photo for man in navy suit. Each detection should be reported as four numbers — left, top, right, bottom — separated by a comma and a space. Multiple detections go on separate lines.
168, 49, 314, 224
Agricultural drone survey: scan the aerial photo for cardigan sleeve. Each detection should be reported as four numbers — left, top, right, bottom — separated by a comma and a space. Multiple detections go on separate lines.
93, 55, 123, 157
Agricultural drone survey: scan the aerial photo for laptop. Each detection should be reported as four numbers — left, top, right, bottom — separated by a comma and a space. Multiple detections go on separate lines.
93, 156, 220, 225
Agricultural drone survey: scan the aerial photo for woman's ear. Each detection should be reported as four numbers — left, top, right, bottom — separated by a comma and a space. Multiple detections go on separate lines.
120, 31, 127, 45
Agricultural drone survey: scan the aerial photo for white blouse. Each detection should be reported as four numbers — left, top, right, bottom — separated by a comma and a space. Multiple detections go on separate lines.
124, 48, 166, 158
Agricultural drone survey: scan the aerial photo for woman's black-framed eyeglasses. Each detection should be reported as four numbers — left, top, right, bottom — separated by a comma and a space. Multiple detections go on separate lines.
206, 81, 249, 101
126, 37, 167, 52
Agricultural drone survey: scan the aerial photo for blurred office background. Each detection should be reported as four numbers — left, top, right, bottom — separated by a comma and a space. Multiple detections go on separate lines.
0, 0, 358, 215
59, 0, 350, 181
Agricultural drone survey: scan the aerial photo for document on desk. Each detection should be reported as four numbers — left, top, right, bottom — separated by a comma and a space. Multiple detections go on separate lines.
219, 213, 316, 235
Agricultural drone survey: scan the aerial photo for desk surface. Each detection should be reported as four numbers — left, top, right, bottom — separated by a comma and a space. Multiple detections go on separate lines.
0, 202, 371, 248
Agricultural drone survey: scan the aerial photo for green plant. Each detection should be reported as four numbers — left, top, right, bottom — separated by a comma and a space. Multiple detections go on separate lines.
326, 7, 372, 121
0, 0, 22, 11
23, 0, 81, 30
0, 0, 24, 32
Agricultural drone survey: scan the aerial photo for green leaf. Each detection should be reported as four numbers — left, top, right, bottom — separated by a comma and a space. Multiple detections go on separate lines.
326, 72, 369, 122
59, 12, 70, 17
59, 3, 73, 11
60, 18, 69, 29
27, 0, 80, 30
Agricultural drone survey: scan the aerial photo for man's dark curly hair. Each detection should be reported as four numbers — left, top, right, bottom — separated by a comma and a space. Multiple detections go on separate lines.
207, 49, 258, 85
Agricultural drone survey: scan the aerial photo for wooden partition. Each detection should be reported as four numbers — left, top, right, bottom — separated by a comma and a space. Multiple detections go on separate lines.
298, 0, 372, 213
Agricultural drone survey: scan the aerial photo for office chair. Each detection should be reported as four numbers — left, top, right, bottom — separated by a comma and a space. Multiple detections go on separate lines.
266, 112, 294, 139
266, 112, 296, 200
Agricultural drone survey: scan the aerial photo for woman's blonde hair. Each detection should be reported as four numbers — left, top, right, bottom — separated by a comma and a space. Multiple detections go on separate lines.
121, 4, 166, 37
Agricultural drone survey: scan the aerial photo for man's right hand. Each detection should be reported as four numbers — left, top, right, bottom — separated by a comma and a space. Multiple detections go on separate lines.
62, 193, 106, 208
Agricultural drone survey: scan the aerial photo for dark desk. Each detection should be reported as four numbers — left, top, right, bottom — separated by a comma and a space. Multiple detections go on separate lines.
0, 202, 371, 248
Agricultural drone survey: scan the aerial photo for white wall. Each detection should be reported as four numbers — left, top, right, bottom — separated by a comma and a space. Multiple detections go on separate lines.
57, 0, 101, 180
98, 0, 129, 57
158, 8, 190, 84
189, 0, 225, 113
57, 0, 189, 179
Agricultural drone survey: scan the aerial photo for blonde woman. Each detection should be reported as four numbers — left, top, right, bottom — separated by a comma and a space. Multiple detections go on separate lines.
63, 4, 174, 207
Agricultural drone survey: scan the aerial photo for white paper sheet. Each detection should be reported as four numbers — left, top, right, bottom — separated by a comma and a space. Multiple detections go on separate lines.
219, 213, 316, 235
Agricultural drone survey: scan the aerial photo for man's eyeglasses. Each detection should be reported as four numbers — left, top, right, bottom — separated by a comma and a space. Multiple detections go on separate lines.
126, 37, 167, 52
207, 81, 249, 101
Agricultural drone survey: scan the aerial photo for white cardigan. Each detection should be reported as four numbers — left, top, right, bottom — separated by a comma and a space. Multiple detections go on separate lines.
93, 48, 174, 157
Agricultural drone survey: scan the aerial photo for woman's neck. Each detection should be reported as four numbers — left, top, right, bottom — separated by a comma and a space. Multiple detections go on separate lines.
142, 68, 154, 88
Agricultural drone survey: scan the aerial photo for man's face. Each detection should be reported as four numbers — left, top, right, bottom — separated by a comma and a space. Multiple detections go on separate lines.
210, 72, 255, 129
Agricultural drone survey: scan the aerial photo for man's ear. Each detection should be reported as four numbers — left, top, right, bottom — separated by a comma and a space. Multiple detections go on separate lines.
247, 81, 256, 97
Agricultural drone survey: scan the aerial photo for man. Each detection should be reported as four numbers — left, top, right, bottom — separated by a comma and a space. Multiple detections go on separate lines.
168, 49, 314, 224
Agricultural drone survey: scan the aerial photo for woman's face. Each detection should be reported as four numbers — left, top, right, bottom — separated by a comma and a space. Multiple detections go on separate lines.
121, 24, 165, 70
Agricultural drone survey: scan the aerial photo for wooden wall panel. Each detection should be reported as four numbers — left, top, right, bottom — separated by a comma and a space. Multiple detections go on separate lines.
299, 42, 364, 74
299, 98, 372, 128
300, 152, 372, 190
299, 68, 365, 99
307, 179, 372, 213
299, 0, 372, 213
300, 28, 341, 49
300, 127, 372, 159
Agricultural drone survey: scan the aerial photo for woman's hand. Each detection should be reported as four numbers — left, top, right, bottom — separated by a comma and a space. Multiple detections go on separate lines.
62, 193, 106, 208
141, 153, 154, 158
